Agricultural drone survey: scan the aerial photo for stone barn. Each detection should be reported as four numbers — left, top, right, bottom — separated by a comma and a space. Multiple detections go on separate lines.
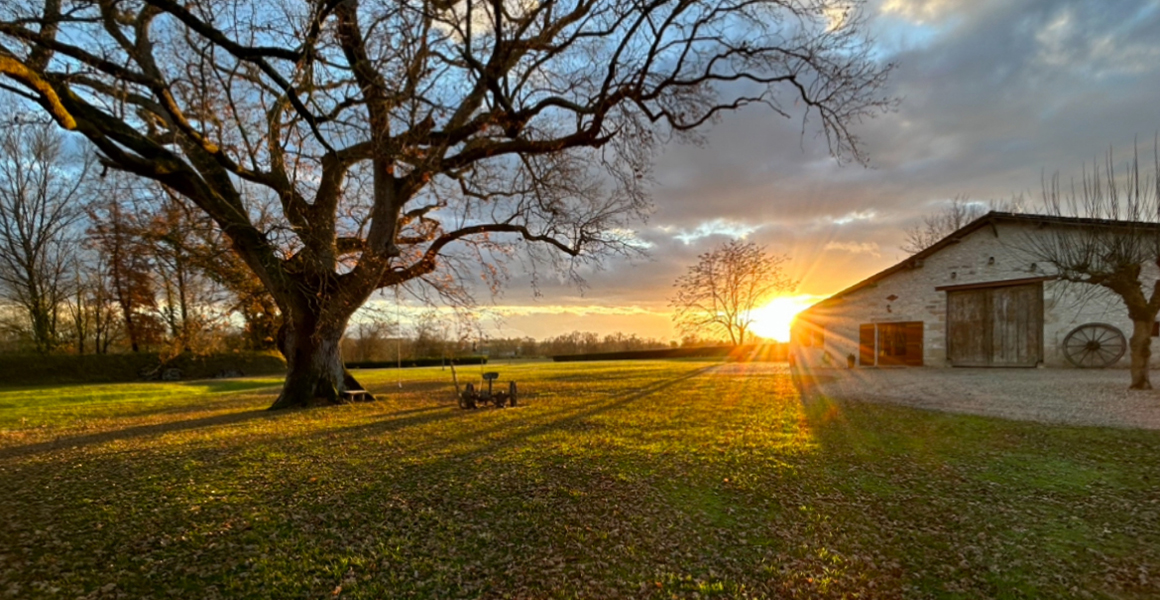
790, 212, 1155, 370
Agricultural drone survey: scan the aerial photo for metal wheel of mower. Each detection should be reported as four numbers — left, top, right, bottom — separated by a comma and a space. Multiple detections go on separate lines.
508, 381, 518, 406
1063, 323, 1126, 368
462, 383, 476, 409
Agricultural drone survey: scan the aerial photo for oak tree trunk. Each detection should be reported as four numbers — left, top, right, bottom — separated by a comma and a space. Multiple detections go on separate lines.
269, 308, 373, 409
1128, 318, 1152, 390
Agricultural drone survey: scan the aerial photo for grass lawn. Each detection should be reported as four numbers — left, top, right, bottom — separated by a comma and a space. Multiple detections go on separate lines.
1, 361, 1158, 599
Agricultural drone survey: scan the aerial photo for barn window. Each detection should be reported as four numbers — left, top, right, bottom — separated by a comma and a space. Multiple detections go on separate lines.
858, 322, 924, 367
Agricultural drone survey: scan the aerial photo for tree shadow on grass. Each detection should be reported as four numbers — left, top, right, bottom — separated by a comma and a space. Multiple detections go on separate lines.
318, 363, 722, 458
0, 409, 281, 460
0, 379, 285, 429
0, 398, 467, 462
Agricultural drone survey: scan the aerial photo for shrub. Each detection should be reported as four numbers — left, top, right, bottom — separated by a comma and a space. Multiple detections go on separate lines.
0, 351, 286, 386
345, 356, 488, 369
551, 344, 786, 362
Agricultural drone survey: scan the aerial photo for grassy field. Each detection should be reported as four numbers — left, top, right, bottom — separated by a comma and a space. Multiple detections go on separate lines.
1, 361, 1158, 599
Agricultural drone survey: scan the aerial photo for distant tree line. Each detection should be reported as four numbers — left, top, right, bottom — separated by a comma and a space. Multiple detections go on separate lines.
339, 328, 731, 362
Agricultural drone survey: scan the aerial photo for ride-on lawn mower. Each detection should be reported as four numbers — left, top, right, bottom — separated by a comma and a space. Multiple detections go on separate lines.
451, 365, 517, 409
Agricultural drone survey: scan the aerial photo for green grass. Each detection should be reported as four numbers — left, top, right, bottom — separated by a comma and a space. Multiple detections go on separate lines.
1, 361, 1158, 599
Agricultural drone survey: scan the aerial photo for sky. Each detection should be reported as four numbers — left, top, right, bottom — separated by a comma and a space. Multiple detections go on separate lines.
381, 0, 1160, 343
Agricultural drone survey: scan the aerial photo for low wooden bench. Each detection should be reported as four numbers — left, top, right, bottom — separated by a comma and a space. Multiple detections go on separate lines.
342, 389, 369, 402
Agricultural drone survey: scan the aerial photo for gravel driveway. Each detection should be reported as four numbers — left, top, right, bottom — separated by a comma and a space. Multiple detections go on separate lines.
783, 366, 1160, 430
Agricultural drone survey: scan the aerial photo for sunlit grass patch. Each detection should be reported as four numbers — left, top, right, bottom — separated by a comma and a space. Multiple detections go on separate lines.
0, 378, 284, 430
0, 361, 1158, 598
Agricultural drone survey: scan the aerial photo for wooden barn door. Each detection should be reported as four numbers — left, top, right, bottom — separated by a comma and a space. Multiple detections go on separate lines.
990, 284, 1043, 367
947, 289, 990, 366
947, 283, 1043, 367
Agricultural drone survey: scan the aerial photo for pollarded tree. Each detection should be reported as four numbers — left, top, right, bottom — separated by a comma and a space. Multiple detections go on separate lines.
671, 240, 794, 345
0, 0, 892, 408
1020, 146, 1160, 390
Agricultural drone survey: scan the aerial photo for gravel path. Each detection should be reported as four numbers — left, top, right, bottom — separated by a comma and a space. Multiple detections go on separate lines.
710, 363, 1160, 429
785, 366, 1160, 430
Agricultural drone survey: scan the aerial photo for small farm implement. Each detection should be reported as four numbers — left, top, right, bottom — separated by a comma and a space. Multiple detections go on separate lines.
451, 365, 518, 409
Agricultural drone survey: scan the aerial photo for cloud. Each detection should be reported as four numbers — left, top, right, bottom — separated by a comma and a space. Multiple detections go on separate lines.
1031, 3, 1160, 78
829, 210, 879, 226
879, 0, 974, 23
824, 241, 883, 257
668, 219, 761, 244
487, 304, 666, 317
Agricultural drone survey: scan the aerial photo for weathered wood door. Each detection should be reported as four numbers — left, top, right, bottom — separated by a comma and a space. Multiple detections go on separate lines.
947, 289, 990, 366
947, 283, 1043, 367
989, 284, 1042, 366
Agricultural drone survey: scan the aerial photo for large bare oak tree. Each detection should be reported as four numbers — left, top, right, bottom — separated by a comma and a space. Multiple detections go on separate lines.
0, 0, 892, 408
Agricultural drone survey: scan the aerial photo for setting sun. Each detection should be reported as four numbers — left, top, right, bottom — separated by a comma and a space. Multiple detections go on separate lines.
748, 295, 817, 342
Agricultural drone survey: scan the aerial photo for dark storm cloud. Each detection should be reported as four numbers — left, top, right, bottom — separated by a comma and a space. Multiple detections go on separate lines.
489, 0, 1160, 338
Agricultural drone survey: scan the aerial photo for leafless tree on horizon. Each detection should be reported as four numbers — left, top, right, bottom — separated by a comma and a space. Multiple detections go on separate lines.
671, 240, 795, 346
901, 196, 987, 255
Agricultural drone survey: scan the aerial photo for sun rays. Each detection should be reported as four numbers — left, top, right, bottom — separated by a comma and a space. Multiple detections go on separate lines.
748, 295, 820, 342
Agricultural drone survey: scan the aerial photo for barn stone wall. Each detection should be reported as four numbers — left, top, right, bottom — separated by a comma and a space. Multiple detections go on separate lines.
791, 221, 1152, 369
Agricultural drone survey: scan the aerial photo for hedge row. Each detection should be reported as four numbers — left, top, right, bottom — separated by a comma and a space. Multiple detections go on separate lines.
551, 344, 787, 363
0, 351, 287, 387
346, 356, 488, 369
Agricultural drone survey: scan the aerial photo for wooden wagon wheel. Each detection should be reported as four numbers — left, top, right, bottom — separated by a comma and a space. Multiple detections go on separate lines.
1063, 323, 1126, 368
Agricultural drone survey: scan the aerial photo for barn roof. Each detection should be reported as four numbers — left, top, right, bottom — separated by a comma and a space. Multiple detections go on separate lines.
799, 210, 1159, 315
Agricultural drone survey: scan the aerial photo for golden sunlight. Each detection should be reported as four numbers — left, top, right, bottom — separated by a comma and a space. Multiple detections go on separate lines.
748, 296, 817, 342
